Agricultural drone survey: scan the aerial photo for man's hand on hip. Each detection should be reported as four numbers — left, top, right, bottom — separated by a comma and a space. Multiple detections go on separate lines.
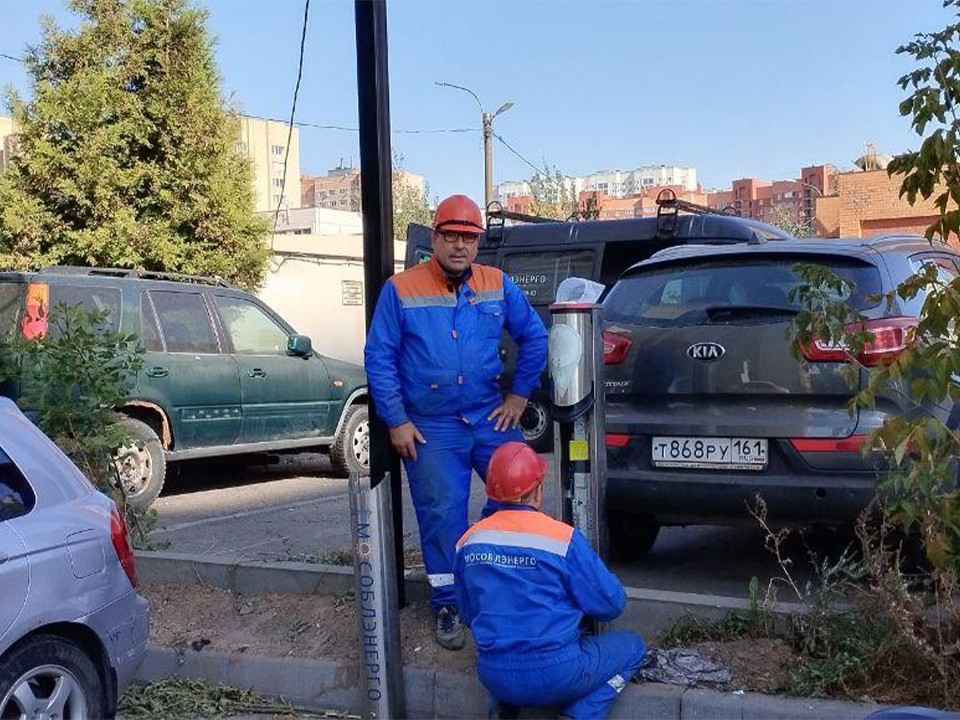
389, 422, 426, 461
488, 393, 529, 432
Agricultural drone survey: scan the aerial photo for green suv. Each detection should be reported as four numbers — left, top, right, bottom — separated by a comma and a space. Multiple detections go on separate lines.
0, 267, 370, 509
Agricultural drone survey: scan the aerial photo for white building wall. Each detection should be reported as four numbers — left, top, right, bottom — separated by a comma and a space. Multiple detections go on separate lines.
257, 233, 406, 365
497, 165, 697, 200
260, 207, 363, 236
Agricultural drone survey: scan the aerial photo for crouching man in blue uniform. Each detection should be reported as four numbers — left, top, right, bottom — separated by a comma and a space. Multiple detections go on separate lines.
454, 442, 646, 719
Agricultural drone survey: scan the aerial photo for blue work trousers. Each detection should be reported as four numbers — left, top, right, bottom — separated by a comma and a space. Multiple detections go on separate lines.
403, 413, 522, 613
478, 631, 646, 720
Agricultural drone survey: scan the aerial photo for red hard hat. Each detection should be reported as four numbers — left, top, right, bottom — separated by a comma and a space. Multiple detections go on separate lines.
486, 442, 549, 502
433, 194, 484, 235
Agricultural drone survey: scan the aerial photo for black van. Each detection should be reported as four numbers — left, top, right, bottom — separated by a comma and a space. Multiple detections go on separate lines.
405, 206, 793, 450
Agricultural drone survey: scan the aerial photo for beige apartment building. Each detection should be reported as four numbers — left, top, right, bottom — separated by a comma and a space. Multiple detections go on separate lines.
0, 115, 16, 171
237, 115, 301, 214
302, 162, 425, 211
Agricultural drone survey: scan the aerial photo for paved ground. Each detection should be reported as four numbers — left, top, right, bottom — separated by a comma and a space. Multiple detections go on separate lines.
152, 453, 849, 598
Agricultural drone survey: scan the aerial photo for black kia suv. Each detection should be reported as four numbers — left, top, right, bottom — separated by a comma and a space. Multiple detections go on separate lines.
601, 235, 959, 557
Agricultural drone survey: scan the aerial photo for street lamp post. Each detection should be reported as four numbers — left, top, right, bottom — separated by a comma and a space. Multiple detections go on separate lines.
436, 82, 513, 208
798, 181, 824, 233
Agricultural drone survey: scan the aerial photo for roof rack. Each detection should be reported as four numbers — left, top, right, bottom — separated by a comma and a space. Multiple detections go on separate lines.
483, 201, 562, 249
38, 266, 233, 287
655, 188, 741, 240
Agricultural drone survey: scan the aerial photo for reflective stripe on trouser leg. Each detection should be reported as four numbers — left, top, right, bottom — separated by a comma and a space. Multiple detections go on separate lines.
560, 632, 647, 720
403, 417, 474, 613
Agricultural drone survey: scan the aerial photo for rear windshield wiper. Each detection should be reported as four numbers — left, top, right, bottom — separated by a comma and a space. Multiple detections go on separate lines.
705, 305, 800, 322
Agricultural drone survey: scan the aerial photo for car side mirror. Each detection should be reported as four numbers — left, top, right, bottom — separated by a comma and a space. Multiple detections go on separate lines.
287, 334, 312, 357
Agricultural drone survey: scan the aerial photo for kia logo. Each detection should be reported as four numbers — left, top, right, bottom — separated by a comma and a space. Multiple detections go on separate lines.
687, 342, 725, 361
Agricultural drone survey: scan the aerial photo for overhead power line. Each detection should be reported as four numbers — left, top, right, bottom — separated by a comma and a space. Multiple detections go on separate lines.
492, 131, 551, 177
273, 0, 311, 238
1, 52, 25, 63
242, 113, 479, 135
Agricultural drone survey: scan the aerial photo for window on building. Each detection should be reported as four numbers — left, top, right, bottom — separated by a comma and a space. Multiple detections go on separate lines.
273, 178, 285, 188
271, 145, 285, 155
235, 141, 247, 154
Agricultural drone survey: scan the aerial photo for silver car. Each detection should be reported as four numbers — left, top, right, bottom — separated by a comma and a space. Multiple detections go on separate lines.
0, 397, 149, 719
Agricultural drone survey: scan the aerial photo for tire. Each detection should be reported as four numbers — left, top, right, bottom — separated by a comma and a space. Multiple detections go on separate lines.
330, 404, 370, 476
520, 398, 553, 453
112, 417, 167, 512
608, 512, 660, 561
0, 634, 109, 720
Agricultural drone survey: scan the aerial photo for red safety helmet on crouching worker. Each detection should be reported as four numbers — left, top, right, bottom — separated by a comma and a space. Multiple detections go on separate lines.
433, 194, 485, 235
486, 442, 549, 502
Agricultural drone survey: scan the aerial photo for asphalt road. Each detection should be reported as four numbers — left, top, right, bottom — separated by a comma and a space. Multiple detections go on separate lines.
151, 453, 851, 599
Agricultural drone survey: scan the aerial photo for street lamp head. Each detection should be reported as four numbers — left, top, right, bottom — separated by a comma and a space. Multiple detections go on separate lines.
493, 101, 514, 118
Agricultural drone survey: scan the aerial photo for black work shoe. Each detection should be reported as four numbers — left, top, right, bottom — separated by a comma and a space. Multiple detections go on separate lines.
489, 702, 521, 719
435, 606, 466, 651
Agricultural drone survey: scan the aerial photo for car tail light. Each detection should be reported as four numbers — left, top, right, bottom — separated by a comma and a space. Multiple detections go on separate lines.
110, 504, 138, 587
603, 331, 632, 365
605, 433, 630, 447
789, 435, 868, 453
801, 318, 917, 367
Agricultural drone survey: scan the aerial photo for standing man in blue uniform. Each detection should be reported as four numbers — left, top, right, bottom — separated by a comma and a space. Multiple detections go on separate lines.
455, 442, 646, 719
365, 195, 548, 650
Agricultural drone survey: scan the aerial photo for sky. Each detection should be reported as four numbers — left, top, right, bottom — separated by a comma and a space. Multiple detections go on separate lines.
0, 0, 952, 202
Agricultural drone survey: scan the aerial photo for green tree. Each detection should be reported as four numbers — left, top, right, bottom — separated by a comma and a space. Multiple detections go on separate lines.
887, 0, 960, 245
0, 0, 269, 290
530, 164, 577, 220
392, 152, 431, 242
767, 204, 816, 238
793, 1, 960, 571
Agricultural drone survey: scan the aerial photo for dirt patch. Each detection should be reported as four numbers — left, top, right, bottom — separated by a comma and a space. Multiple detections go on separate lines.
142, 583, 476, 674
696, 638, 797, 693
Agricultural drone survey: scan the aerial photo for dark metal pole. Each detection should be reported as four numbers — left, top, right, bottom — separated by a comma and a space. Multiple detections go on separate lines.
355, 0, 405, 608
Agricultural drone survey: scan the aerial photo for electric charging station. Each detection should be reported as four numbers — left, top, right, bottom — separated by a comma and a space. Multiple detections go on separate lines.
549, 279, 608, 560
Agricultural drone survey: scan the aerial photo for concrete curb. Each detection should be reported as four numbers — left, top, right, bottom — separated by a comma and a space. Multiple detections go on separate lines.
136, 646, 881, 719
134, 550, 805, 636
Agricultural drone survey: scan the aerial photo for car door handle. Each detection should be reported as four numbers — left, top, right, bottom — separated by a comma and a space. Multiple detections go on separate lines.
145, 366, 169, 378
248, 368, 267, 379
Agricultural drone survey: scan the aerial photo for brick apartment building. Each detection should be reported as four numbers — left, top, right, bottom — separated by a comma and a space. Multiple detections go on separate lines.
706, 162, 952, 246
504, 184, 708, 220
704, 165, 833, 228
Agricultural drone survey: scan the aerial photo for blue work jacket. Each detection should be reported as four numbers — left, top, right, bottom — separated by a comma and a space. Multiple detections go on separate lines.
364, 259, 548, 428
454, 504, 626, 665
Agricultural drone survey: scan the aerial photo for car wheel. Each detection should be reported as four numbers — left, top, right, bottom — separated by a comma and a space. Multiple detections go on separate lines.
0, 634, 108, 720
608, 512, 660, 561
520, 398, 553, 453
330, 404, 369, 476
113, 417, 167, 512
